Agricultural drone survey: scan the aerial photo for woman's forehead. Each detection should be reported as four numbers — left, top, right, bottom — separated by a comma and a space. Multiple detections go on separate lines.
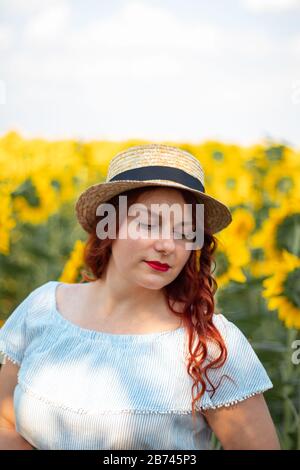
125, 187, 197, 225
132, 187, 187, 204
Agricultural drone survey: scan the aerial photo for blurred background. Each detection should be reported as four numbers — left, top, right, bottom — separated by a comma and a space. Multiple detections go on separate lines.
1, 0, 300, 450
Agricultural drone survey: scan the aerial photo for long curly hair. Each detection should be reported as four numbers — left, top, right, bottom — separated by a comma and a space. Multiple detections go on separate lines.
79, 186, 234, 423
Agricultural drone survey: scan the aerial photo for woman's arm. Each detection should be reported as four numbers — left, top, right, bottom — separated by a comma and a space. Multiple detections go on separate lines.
203, 393, 281, 450
0, 358, 35, 449
0, 427, 35, 450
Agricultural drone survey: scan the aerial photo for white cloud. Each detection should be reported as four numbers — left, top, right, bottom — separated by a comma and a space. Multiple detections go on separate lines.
0, 80, 6, 105
290, 34, 300, 54
2, 0, 300, 146
0, 25, 13, 50
14, 0, 281, 83
24, 1, 70, 43
12, 1, 222, 81
242, 0, 300, 13
1, 0, 66, 15
22, 1, 218, 53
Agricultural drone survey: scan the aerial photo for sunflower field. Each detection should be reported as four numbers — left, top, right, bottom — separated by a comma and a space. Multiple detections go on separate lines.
0, 130, 300, 449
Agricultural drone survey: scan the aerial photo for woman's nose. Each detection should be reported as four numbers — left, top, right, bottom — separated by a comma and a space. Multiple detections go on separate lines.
154, 236, 176, 254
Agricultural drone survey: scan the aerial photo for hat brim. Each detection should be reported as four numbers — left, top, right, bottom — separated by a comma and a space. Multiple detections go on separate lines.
75, 180, 232, 235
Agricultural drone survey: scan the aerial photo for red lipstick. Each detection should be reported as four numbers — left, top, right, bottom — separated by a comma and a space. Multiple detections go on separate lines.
145, 261, 170, 272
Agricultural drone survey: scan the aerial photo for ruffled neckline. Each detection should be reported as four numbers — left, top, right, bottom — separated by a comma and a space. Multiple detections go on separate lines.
50, 281, 186, 343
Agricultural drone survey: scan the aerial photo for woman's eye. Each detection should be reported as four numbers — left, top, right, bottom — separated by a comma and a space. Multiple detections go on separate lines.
175, 232, 187, 239
177, 232, 196, 241
138, 223, 195, 241
139, 223, 156, 229
171, 230, 195, 241
173, 231, 182, 238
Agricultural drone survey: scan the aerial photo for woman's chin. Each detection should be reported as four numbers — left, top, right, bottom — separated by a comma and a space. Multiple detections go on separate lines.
136, 277, 166, 290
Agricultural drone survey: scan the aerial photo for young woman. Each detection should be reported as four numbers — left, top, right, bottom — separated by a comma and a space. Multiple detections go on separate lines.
0, 144, 280, 450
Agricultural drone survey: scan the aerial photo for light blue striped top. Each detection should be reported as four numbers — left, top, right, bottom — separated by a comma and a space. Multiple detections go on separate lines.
0, 281, 273, 450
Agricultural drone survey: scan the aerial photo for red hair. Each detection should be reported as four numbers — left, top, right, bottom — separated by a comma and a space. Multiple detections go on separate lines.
79, 186, 235, 424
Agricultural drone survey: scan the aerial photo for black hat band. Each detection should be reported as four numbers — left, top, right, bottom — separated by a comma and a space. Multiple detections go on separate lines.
110, 165, 205, 193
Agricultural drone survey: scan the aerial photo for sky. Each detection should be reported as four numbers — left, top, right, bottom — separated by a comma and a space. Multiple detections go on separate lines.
1, 0, 300, 147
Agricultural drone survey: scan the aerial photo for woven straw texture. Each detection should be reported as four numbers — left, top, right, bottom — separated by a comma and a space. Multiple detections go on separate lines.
75, 144, 232, 234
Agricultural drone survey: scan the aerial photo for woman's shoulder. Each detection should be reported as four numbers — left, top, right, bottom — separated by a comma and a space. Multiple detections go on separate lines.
4, 280, 59, 327
209, 312, 261, 360
211, 312, 250, 343
211, 311, 234, 328
6, 280, 56, 319
28, 280, 57, 303
20, 280, 59, 322
0, 281, 58, 366
196, 312, 274, 411
27, 280, 87, 314
54, 281, 94, 325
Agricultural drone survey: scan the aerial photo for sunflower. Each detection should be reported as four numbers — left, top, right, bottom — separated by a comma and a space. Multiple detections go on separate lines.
250, 197, 300, 266
262, 250, 300, 329
59, 239, 86, 283
198, 143, 255, 209
263, 156, 300, 204
214, 208, 254, 288
0, 189, 16, 255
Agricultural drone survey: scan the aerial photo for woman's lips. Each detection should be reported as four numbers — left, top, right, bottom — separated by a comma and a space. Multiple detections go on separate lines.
144, 261, 170, 272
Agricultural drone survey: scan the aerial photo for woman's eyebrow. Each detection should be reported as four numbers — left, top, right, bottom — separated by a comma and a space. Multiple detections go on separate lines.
139, 207, 193, 228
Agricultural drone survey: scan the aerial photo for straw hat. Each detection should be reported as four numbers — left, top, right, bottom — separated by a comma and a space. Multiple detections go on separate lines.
75, 143, 232, 234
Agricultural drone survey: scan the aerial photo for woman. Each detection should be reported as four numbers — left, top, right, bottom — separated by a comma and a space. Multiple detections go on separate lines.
0, 144, 280, 450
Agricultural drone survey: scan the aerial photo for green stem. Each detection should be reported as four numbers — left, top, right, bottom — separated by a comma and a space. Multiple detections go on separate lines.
283, 328, 298, 449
